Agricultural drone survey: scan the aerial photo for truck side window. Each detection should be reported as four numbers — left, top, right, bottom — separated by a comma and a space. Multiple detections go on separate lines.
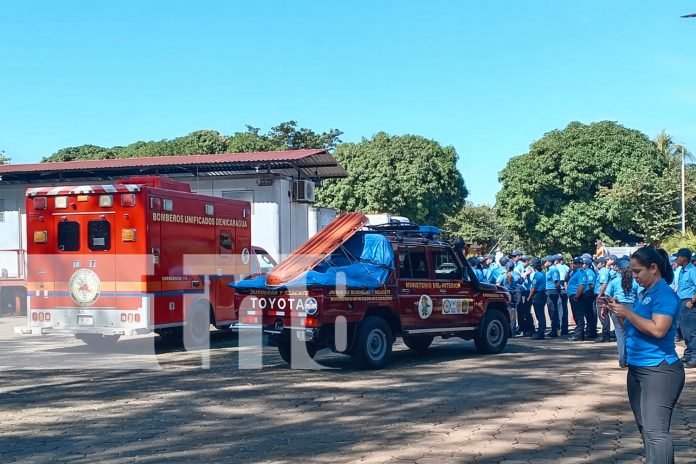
219, 230, 233, 254
57, 220, 80, 252
88, 220, 111, 251
399, 246, 429, 279
431, 248, 462, 280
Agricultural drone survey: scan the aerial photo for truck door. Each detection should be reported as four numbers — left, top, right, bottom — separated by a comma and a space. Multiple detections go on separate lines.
148, 196, 166, 325
429, 247, 475, 327
213, 228, 235, 325
397, 246, 435, 329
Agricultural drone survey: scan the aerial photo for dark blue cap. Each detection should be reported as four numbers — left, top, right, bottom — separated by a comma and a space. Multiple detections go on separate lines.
520, 255, 530, 261
676, 248, 692, 258
583, 257, 593, 266
616, 258, 630, 270
511, 249, 522, 257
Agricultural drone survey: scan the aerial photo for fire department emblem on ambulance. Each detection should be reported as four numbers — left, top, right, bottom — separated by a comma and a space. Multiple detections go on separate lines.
418, 294, 433, 320
69, 268, 101, 306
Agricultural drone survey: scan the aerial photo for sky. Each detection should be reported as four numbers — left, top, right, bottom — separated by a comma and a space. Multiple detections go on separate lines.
1, 1, 695, 205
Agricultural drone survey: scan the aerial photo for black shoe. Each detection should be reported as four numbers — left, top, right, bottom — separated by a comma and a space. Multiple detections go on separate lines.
560, 331, 569, 336
571, 335, 585, 341
531, 333, 546, 340
594, 337, 611, 343
680, 356, 688, 363
522, 331, 534, 337
684, 360, 696, 368
619, 362, 627, 369
547, 331, 559, 338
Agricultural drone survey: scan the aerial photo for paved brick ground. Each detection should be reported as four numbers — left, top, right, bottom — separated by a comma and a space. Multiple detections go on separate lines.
1, 316, 695, 463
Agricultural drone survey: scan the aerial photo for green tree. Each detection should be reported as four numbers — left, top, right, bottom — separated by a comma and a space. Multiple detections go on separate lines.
442, 202, 510, 252
42, 122, 343, 162
316, 132, 467, 225
496, 121, 677, 254
0, 149, 10, 165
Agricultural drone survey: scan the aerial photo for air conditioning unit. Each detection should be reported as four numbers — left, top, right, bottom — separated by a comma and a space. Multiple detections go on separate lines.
292, 180, 315, 203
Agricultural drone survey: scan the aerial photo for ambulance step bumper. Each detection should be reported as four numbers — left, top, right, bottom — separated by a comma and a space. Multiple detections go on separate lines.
14, 326, 150, 336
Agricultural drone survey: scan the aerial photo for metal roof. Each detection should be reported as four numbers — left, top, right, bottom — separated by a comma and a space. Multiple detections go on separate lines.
0, 149, 348, 184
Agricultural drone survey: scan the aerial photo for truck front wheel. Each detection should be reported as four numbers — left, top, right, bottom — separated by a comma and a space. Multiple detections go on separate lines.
351, 316, 393, 369
474, 309, 509, 354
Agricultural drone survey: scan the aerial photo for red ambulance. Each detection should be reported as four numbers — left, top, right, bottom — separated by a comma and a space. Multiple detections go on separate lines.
15, 176, 251, 347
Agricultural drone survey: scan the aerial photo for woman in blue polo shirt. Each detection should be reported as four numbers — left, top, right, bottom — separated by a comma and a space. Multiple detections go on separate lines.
607, 247, 684, 464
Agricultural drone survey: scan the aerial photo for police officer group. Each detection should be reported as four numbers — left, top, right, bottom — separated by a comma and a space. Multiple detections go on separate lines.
468, 249, 696, 369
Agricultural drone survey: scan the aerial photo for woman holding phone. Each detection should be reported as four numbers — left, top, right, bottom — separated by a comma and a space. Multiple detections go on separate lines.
605, 247, 684, 464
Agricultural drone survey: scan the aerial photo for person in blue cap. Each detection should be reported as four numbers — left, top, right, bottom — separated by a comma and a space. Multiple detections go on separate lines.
517, 256, 534, 336
594, 257, 612, 342
511, 249, 524, 274
543, 255, 561, 337
488, 255, 505, 284
468, 257, 485, 282
497, 260, 520, 334
528, 258, 547, 340
581, 256, 598, 339
554, 254, 570, 335
567, 257, 588, 341
481, 254, 495, 282
675, 247, 696, 368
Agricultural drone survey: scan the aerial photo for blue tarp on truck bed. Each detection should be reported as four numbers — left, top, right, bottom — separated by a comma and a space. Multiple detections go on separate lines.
230, 232, 394, 290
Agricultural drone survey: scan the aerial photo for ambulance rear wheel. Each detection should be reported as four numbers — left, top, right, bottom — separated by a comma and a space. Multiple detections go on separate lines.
277, 340, 317, 365
75, 334, 120, 349
351, 316, 393, 370
403, 335, 434, 351
185, 303, 211, 350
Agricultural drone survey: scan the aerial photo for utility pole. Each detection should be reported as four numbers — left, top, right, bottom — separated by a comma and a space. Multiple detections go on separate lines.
682, 145, 686, 235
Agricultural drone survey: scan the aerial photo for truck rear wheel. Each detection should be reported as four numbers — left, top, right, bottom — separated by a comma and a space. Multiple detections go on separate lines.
403, 335, 434, 351
351, 316, 393, 369
277, 340, 317, 365
474, 309, 509, 354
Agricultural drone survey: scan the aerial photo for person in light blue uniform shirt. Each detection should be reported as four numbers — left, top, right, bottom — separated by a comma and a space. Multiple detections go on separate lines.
528, 258, 547, 340
674, 248, 696, 367
594, 257, 612, 342
568, 257, 588, 340
468, 257, 485, 282
543, 256, 561, 337
554, 254, 570, 335
581, 257, 598, 339
602, 258, 640, 367
488, 256, 505, 284
606, 247, 684, 464
482, 254, 495, 282
516, 256, 534, 336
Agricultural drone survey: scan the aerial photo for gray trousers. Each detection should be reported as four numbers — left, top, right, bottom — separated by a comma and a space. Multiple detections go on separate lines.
679, 299, 696, 361
627, 361, 685, 464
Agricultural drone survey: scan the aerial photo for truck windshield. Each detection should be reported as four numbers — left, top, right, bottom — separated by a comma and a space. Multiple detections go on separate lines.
58, 220, 80, 252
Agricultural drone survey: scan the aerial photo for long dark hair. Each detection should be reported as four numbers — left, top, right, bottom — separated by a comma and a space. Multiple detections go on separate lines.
631, 247, 674, 285
620, 268, 633, 295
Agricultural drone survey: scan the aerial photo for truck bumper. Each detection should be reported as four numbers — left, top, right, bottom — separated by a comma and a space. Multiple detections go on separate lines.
233, 322, 319, 342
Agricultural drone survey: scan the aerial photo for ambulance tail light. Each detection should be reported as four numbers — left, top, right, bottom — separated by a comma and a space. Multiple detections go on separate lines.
121, 313, 127, 322
121, 194, 136, 207
44, 312, 51, 322
38, 312, 44, 322
34, 230, 48, 244
33, 197, 47, 210
304, 316, 320, 328
99, 195, 113, 207
122, 228, 137, 242
55, 196, 68, 209
134, 313, 141, 323
32, 312, 38, 321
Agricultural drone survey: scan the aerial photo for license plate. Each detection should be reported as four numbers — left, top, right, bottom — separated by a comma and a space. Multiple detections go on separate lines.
77, 315, 93, 326
295, 330, 306, 342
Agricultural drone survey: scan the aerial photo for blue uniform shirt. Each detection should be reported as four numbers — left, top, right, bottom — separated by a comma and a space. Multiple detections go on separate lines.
556, 263, 570, 282
583, 268, 596, 293
677, 263, 696, 300
514, 260, 525, 275
531, 271, 546, 294
605, 276, 640, 305
474, 268, 484, 282
595, 267, 610, 295
519, 266, 532, 293
545, 265, 560, 291
488, 264, 503, 284
496, 271, 520, 293
625, 279, 680, 367
567, 268, 588, 295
